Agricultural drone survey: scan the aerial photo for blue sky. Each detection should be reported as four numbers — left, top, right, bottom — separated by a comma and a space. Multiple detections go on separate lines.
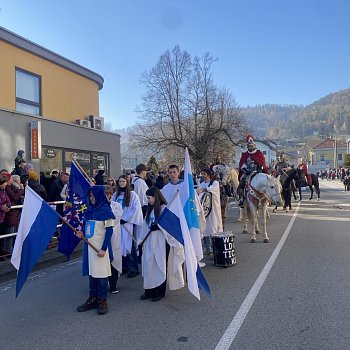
1, 0, 350, 129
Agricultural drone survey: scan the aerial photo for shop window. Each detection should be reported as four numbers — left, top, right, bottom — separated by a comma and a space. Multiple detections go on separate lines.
65, 151, 90, 163
92, 153, 109, 177
41, 147, 63, 176
16, 68, 41, 115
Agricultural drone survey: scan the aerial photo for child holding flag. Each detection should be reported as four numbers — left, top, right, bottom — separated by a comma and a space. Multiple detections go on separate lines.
138, 187, 185, 302
76, 185, 115, 315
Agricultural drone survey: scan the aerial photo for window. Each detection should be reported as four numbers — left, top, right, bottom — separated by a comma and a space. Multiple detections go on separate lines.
320, 154, 325, 161
338, 154, 342, 161
16, 68, 41, 115
262, 150, 267, 155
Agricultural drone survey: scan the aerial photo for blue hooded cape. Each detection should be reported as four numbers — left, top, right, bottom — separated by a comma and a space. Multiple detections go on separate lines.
84, 185, 115, 222
82, 185, 115, 276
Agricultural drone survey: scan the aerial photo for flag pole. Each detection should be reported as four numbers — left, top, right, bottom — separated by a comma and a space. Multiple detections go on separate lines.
121, 224, 138, 245
51, 208, 99, 253
138, 190, 180, 249
71, 157, 95, 185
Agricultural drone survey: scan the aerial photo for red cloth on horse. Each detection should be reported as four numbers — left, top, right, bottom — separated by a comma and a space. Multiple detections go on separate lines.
298, 163, 312, 186
238, 150, 267, 179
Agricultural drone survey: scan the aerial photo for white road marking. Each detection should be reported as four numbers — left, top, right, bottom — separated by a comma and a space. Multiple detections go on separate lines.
215, 202, 301, 350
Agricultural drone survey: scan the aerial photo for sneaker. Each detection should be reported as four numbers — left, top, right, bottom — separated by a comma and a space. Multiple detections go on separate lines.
127, 271, 140, 278
198, 261, 206, 268
98, 299, 108, 315
140, 293, 151, 300
204, 249, 213, 256
77, 297, 98, 312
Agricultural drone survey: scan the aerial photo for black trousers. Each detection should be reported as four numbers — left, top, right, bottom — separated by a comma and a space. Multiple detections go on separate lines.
108, 265, 119, 290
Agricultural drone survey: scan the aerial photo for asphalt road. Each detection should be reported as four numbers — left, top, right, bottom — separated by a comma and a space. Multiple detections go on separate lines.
0, 180, 349, 350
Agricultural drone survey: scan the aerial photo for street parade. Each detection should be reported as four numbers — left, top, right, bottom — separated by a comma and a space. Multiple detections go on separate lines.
2, 3, 350, 349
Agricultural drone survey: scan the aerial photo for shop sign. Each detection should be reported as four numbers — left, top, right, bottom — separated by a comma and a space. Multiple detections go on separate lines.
30, 121, 41, 159
44, 149, 57, 158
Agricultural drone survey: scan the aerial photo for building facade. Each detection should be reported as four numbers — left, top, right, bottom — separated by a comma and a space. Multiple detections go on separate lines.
0, 26, 121, 177
311, 138, 348, 169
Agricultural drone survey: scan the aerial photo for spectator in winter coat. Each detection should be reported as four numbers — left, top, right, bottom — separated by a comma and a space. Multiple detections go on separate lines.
95, 169, 106, 185
28, 171, 48, 201
0, 175, 11, 260
5, 173, 24, 254
14, 150, 25, 176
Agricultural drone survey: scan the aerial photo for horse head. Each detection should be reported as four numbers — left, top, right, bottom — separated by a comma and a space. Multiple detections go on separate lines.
212, 164, 228, 182
250, 173, 283, 206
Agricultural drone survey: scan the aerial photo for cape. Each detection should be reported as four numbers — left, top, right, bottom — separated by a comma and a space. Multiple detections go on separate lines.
239, 150, 267, 179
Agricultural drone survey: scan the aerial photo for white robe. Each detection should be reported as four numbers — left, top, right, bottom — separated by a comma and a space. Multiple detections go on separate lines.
162, 180, 204, 261
110, 201, 123, 274
199, 180, 223, 236
131, 176, 149, 207
138, 208, 185, 290
112, 191, 143, 256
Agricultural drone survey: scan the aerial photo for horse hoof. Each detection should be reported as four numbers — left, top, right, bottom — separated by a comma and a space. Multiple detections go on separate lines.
317, 198, 320, 201
251, 238, 256, 243
242, 230, 248, 234
255, 230, 260, 234
263, 238, 270, 243
272, 209, 276, 213
289, 207, 292, 210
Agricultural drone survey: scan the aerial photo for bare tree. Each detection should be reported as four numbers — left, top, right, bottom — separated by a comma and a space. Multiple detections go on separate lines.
130, 45, 248, 171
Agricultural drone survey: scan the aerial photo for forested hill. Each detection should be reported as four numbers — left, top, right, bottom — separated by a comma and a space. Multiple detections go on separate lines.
243, 88, 350, 139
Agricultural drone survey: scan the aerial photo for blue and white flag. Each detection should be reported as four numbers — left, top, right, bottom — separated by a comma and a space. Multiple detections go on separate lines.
158, 192, 210, 300
11, 186, 59, 297
181, 148, 203, 261
58, 161, 91, 259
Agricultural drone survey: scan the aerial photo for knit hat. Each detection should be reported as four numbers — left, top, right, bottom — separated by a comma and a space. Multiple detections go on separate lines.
2, 172, 11, 181
28, 170, 38, 181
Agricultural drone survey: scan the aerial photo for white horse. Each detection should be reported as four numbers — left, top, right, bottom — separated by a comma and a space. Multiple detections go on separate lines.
242, 173, 283, 243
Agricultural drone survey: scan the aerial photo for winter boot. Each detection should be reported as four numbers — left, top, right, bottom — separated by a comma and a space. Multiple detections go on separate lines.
98, 299, 108, 315
77, 297, 98, 312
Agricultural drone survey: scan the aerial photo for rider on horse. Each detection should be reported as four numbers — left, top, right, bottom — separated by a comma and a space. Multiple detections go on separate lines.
238, 134, 267, 208
274, 152, 290, 177
298, 158, 312, 186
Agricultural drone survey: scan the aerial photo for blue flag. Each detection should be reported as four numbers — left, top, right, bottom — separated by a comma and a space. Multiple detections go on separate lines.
158, 192, 210, 300
11, 187, 59, 297
58, 162, 91, 259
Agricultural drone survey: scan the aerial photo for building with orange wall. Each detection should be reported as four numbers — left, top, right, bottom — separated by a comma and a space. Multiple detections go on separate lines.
0, 26, 121, 177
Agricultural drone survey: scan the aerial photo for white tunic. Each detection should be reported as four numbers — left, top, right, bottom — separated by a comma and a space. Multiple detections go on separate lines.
112, 191, 143, 256
138, 208, 185, 290
198, 180, 223, 236
131, 176, 149, 207
110, 201, 123, 274
87, 218, 114, 278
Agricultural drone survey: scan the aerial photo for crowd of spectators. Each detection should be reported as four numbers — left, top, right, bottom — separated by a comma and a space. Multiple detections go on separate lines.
0, 150, 70, 261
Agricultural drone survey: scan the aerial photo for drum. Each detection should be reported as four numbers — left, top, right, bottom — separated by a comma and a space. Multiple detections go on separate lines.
211, 232, 237, 267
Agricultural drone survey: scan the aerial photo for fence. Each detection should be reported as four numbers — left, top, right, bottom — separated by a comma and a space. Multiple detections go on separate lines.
0, 201, 65, 260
